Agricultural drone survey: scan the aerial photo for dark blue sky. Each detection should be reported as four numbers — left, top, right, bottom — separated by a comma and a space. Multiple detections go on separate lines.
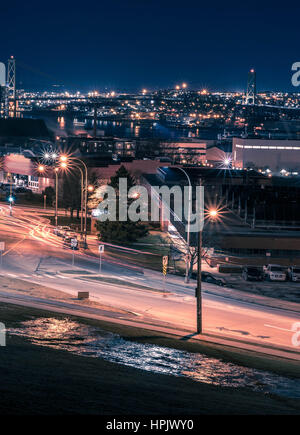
1, 0, 299, 92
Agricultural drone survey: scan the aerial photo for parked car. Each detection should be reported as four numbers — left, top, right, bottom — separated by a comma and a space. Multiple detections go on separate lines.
53, 226, 71, 236
191, 271, 226, 286
242, 266, 264, 281
287, 266, 300, 282
64, 230, 77, 238
15, 187, 30, 193
263, 264, 287, 281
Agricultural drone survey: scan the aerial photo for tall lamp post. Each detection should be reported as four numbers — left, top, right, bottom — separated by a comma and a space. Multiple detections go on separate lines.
38, 164, 60, 226
176, 167, 192, 283
7, 172, 14, 216
60, 156, 89, 246
54, 167, 59, 227
197, 208, 219, 334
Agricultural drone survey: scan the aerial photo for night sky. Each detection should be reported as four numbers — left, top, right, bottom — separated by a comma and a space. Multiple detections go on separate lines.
1, 0, 299, 92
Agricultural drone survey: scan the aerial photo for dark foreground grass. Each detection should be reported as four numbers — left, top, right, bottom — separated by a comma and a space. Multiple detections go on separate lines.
0, 303, 299, 415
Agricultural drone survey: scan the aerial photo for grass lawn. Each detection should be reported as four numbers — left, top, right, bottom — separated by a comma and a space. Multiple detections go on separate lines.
101, 230, 172, 271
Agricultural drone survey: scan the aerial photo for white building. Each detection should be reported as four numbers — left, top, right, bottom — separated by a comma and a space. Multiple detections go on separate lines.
233, 137, 300, 171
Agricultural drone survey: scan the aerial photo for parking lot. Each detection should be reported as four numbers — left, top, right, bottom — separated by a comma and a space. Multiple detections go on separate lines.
200, 262, 300, 304
217, 273, 300, 304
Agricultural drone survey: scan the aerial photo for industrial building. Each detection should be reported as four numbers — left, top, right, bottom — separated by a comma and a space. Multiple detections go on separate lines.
142, 166, 300, 265
159, 139, 207, 164
233, 137, 300, 171
57, 135, 136, 159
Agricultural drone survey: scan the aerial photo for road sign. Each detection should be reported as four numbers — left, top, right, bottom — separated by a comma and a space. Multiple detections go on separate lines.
99, 245, 104, 272
162, 256, 168, 278
71, 238, 78, 248
0, 242, 4, 268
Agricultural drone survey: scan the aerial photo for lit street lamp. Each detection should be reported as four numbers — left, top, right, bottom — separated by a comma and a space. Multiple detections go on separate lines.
196, 206, 219, 334
208, 209, 218, 218
59, 155, 89, 246
38, 164, 60, 226
7, 172, 14, 216
176, 167, 192, 283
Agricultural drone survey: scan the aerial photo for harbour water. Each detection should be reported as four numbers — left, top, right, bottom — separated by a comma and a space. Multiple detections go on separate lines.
24, 113, 219, 140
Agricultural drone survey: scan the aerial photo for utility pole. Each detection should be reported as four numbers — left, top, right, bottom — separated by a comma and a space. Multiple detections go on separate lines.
55, 169, 58, 227
252, 205, 256, 229
196, 178, 202, 334
196, 228, 202, 334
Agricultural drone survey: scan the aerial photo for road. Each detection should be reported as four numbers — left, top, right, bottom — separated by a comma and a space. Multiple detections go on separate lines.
0, 203, 299, 356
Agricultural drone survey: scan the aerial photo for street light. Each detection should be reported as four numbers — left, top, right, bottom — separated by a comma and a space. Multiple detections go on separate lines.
176, 167, 192, 283
208, 209, 218, 218
38, 164, 60, 226
60, 155, 89, 246
196, 206, 220, 334
54, 167, 60, 226
59, 160, 85, 236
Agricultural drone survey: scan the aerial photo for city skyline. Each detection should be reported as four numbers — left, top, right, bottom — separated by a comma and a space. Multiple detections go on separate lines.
0, 0, 300, 418
1, 0, 299, 92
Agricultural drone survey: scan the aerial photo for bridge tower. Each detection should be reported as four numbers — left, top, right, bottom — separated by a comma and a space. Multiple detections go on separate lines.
245, 69, 256, 105
0, 62, 6, 118
7, 56, 16, 117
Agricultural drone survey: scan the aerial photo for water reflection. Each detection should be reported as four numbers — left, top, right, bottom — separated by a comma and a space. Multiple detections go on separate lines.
9, 318, 300, 399
23, 113, 219, 140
